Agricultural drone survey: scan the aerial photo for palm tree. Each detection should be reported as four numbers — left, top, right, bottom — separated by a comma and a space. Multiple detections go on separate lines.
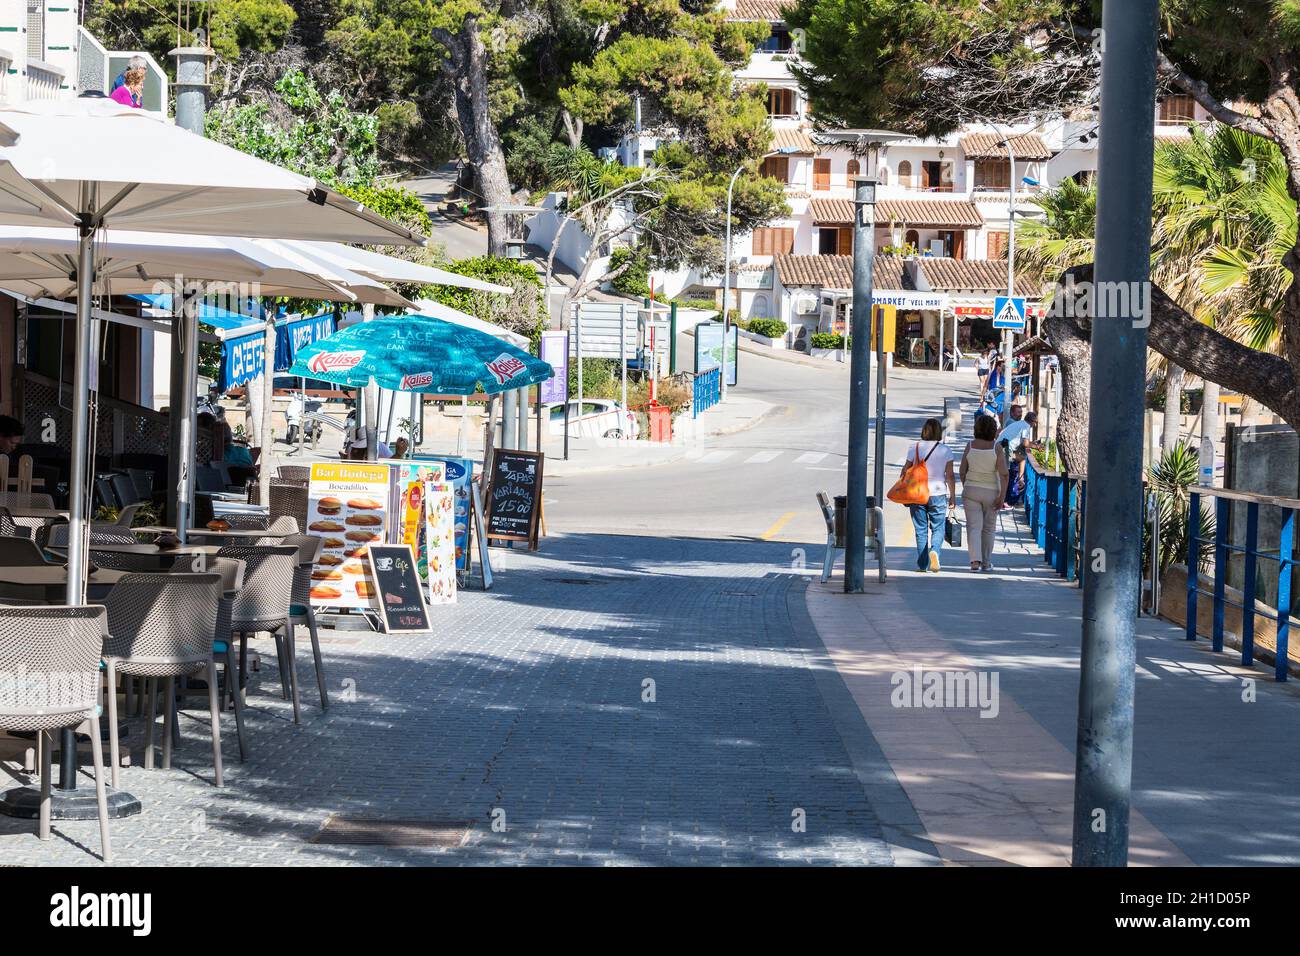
1152, 125, 1297, 453
1016, 176, 1097, 472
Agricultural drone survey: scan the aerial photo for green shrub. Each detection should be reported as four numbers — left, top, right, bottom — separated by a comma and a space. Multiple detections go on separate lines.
746, 318, 788, 339
567, 358, 622, 400
607, 247, 651, 298
811, 332, 848, 350
672, 298, 720, 313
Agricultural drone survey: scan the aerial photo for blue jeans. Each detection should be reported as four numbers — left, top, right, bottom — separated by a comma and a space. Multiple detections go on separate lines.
909, 496, 948, 569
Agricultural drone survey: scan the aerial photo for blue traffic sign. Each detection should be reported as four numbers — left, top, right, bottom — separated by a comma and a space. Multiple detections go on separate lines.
993, 296, 1027, 330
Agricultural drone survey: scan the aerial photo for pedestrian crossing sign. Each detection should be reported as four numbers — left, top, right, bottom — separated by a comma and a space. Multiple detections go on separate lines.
993, 296, 1027, 330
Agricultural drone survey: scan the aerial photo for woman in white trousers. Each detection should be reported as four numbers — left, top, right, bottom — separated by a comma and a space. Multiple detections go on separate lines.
960, 413, 1009, 571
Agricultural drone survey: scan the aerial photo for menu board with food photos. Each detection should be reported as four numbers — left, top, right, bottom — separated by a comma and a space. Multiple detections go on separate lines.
306, 462, 390, 609
388, 460, 456, 606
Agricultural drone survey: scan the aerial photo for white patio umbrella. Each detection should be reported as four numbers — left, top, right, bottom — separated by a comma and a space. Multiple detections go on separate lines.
0, 225, 355, 300
291, 241, 515, 294
0, 97, 425, 603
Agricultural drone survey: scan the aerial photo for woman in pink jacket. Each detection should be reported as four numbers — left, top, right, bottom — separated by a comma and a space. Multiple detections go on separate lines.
110, 68, 144, 108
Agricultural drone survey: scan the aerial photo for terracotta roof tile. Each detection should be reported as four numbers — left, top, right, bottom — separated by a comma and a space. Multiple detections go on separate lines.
771, 127, 816, 153
960, 131, 1053, 161
876, 198, 983, 228
808, 198, 854, 223
914, 257, 1039, 297
725, 0, 794, 21
774, 254, 906, 290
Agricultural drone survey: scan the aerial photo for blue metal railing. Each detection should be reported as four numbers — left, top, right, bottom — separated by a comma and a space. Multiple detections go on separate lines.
1187, 489, 1299, 682
1023, 456, 1085, 583
693, 367, 720, 418
1024, 454, 1300, 682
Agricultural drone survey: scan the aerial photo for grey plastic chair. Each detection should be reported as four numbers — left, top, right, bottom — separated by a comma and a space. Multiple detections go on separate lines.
100, 573, 226, 788
216, 512, 270, 531
0, 506, 31, 539
0, 605, 112, 862
215, 545, 302, 722
201, 557, 248, 760
0, 535, 51, 566
0, 491, 54, 510
47, 523, 136, 549
283, 533, 329, 710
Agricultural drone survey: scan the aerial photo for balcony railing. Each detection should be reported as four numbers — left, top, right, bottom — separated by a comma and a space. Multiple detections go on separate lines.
26, 59, 65, 100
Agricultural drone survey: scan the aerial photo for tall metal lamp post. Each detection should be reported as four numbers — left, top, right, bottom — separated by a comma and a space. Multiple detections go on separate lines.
1072, 0, 1160, 867
817, 129, 909, 593
720, 164, 744, 402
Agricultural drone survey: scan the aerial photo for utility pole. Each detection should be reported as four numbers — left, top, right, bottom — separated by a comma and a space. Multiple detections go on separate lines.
1003, 135, 1016, 413
1071, 0, 1160, 868
846, 176, 877, 592
720, 165, 743, 401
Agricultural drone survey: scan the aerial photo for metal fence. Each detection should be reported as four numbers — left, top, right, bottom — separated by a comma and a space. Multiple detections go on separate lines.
693, 367, 720, 419
1023, 456, 1086, 583
1024, 455, 1300, 682
1188, 488, 1300, 682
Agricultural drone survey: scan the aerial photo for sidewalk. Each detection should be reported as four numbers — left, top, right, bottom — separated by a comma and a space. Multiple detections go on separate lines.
805, 502, 1300, 866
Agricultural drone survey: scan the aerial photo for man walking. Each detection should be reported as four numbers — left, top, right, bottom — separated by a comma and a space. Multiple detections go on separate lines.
998, 399, 1033, 507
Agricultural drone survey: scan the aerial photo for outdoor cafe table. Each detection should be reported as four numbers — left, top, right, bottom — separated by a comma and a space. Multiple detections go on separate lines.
0, 564, 126, 598
76, 542, 226, 557
5, 507, 67, 537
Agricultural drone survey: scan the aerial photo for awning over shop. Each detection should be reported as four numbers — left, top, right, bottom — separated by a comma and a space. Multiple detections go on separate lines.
217, 310, 336, 390
132, 292, 265, 333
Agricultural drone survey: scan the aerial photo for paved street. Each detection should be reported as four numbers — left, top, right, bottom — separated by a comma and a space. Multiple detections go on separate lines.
7, 346, 1299, 866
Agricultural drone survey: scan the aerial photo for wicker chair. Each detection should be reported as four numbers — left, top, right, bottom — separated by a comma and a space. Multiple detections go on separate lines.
0, 605, 113, 862
269, 482, 309, 530
216, 512, 269, 531
275, 465, 310, 483
215, 545, 302, 722
100, 573, 225, 788
283, 533, 328, 710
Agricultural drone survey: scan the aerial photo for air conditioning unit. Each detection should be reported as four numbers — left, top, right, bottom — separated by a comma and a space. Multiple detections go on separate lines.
792, 293, 819, 315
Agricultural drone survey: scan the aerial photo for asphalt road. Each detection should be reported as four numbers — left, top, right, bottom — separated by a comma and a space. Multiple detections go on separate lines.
547, 345, 980, 547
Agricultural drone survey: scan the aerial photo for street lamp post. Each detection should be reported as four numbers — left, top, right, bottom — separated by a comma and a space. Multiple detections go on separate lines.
720, 164, 743, 402
818, 129, 908, 592
1003, 135, 1016, 414
1071, 0, 1160, 867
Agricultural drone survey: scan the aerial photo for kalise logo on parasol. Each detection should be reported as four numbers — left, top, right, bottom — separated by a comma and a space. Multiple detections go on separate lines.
308, 350, 367, 375
400, 371, 434, 389
486, 353, 527, 385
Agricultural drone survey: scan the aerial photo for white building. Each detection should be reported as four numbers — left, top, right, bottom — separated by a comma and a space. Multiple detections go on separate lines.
656, 0, 1215, 355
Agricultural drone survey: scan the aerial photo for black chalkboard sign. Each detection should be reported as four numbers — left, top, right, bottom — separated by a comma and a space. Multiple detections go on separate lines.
485, 449, 544, 549
366, 544, 431, 633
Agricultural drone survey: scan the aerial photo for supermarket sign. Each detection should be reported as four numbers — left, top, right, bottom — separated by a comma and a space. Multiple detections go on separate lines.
872, 290, 948, 311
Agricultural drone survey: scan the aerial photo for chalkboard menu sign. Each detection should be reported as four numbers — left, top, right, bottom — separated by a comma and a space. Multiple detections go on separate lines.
485, 449, 544, 549
366, 544, 431, 633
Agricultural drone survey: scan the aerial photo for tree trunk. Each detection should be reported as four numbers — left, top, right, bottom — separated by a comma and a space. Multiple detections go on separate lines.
561, 110, 583, 149
1201, 379, 1220, 481
435, 19, 513, 256
1161, 363, 1184, 453
1042, 309, 1093, 474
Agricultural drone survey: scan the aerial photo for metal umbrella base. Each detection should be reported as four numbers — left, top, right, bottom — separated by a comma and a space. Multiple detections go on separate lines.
0, 784, 141, 820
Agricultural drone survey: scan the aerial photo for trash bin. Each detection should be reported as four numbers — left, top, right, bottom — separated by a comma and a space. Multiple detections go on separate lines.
833, 495, 847, 549
647, 403, 672, 443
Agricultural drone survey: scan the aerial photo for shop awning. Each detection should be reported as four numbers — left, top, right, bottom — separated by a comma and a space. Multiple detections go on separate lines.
217, 310, 336, 391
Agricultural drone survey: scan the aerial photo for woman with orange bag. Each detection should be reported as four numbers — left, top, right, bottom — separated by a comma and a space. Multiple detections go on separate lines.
894, 418, 956, 573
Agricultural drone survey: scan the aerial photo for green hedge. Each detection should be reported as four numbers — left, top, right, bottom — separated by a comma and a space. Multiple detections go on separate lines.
608, 247, 651, 298
811, 333, 848, 350
746, 318, 788, 339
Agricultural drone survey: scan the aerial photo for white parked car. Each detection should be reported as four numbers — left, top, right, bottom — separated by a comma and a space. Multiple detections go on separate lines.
544, 399, 640, 440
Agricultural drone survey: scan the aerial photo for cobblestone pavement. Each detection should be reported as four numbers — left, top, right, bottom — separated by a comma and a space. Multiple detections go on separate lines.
0, 533, 896, 866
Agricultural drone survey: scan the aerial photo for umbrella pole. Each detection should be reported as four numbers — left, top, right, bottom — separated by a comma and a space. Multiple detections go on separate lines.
64, 214, 95, 605
258, 302, 274, 508
177, 283, 199, 542
457, 397, 467, 456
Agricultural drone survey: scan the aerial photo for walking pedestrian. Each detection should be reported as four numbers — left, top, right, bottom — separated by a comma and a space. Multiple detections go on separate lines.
899, 418, 956, 573
960, 414, 1009, 572
976, 349, 990, 391
998, 398, 1033, 507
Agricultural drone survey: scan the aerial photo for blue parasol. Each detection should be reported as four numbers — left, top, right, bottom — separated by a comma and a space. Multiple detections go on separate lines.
287, 313, 553, 395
